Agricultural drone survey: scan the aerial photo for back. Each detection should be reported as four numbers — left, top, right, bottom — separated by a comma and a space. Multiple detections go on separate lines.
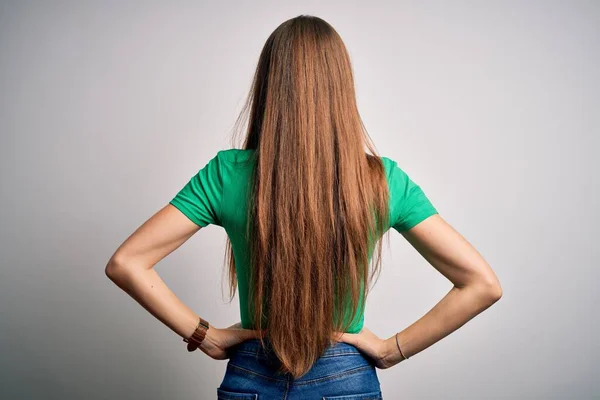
168, 148, 438, 333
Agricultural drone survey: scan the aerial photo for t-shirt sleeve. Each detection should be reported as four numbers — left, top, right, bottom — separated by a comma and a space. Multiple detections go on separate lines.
169, 151, 223, 227
386, 157, 438, 232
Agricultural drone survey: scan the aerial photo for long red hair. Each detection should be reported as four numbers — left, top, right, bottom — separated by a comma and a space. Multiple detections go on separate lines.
224, 15, 391, 379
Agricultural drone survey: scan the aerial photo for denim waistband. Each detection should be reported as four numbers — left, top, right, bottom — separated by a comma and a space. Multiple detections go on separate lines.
231, 338, 361, 358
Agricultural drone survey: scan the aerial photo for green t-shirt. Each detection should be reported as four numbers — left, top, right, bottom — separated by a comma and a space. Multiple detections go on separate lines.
169, 148, 438, 333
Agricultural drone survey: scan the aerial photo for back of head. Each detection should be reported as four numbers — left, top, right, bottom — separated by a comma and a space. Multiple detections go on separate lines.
226, 14, 391, 379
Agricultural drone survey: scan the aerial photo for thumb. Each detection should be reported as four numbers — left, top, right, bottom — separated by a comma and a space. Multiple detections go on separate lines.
332, 331, 358, 346
239, 329, 263, 340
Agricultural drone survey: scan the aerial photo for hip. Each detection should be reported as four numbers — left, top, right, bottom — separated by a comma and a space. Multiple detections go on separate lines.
217, 338, 383, 399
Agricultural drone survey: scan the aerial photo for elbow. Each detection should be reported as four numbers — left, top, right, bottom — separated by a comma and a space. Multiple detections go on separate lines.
461, 272, 502, 306
105, 254, 132, 282
105, 252, 152, 283
105, 260, 120, 282
475, 275, 503, 305
105, 262, 118, 281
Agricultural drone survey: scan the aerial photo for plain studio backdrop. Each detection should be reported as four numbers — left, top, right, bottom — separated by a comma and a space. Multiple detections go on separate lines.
0, 1, 598, 399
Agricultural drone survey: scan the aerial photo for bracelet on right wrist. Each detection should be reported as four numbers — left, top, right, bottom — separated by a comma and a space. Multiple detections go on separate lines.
183, 316, 210, 351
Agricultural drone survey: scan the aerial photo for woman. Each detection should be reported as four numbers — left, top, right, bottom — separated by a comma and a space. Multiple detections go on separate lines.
105, 14, 502, 399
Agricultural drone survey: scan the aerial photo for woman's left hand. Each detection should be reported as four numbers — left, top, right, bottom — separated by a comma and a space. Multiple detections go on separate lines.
187, 321, 264, 360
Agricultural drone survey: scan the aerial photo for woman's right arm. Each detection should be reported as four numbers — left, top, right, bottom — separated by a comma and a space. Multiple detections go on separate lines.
380, 213, 503, 367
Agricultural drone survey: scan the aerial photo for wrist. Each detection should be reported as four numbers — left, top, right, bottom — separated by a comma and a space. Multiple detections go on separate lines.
199, 324, 221, 351
382, 335, 406, 367
183, 317, 211, 352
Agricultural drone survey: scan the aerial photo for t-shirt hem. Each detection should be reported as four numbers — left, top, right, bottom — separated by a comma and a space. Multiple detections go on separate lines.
398, 209, 439, 232
169, 199, 208, 227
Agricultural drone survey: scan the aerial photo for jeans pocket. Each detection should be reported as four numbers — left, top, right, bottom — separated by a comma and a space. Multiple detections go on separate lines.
322, 390, 383, 399
217, 387, 258, 399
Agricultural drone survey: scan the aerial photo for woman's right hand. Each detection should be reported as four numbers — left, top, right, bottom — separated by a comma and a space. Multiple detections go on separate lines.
332, 327, 405, 369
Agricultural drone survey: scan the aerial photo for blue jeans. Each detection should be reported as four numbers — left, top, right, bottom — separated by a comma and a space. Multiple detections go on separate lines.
217, 338, 383, 399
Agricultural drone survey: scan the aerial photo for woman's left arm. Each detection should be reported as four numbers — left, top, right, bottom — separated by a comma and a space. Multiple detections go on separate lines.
105, 203, 261, 360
